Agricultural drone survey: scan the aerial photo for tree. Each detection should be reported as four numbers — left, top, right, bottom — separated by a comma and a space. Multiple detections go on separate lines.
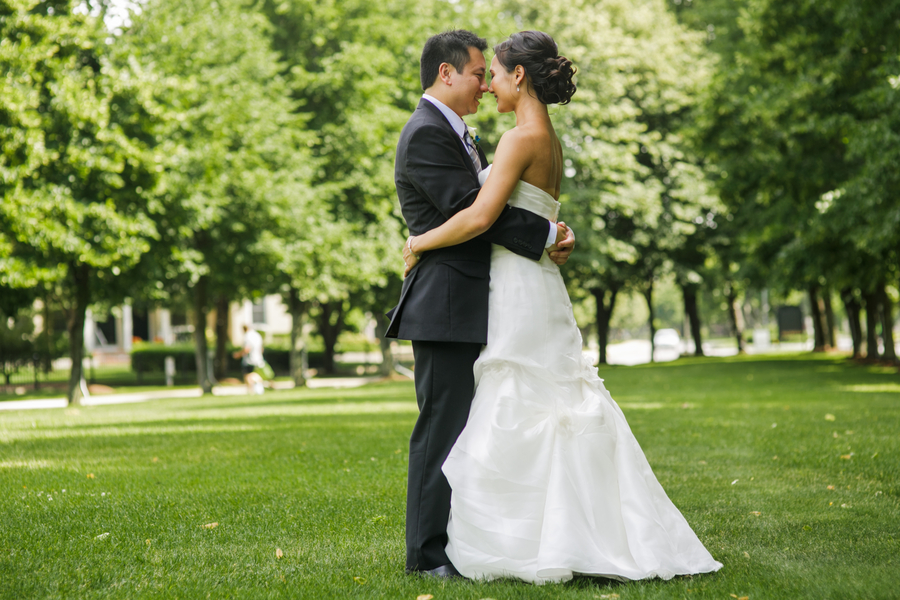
259, 0, 419, 373
119, 0, 316, 391
1, 0, 158, 404
688, 0, 900, 358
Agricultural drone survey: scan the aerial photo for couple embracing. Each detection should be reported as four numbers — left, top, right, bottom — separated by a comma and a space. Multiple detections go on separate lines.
386, 29, 722, 584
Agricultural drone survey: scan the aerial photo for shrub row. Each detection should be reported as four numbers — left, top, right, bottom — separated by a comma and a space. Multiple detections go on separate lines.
131, 344, 325, 376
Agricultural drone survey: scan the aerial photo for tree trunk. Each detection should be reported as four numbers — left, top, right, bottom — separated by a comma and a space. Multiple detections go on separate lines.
66, 263, 91, 406
683, 283, 704, 356
213, 295, 229, 379
42, 294, 53, 373
591, 286, 618, 365
724, 283, 744, 354
288, 287, 308, 386
862, 291, 880, 359
808, 285, 827, 351
192, 275, 212, 394
878, 284, 897, 362
823, 286, 836, 349
317, 301, 345, 375
643, 281, 656, 363
841, 288, 863, 358
375, 317, 394, 377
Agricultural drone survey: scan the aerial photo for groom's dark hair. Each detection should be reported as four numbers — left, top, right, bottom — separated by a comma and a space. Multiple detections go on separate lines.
420, 30, 487, 90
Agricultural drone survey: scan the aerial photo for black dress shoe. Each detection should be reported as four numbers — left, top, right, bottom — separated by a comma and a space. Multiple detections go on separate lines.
417, 564, 463, 579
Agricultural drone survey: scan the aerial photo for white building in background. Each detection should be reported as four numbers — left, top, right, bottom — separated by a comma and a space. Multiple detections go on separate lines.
228, 296, 293, 347
84, 295, 293, 363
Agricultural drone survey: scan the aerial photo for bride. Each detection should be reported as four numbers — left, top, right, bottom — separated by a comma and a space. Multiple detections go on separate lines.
403, 30, 722, 584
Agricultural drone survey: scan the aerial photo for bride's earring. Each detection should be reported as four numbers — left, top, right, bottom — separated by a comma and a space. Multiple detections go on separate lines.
517, 84, 520, 92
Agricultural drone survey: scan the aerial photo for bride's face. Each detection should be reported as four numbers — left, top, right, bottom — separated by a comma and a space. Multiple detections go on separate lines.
488, 56, 519, 114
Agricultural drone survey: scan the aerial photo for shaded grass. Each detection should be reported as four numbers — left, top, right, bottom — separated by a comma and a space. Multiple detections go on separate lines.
0, 353, 898, 599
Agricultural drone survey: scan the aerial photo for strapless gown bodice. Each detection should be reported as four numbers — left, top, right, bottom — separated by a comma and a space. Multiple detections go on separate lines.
478, 165, 560, 222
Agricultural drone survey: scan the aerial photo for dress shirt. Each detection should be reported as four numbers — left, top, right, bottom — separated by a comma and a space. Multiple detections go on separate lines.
421, 94, 557, 249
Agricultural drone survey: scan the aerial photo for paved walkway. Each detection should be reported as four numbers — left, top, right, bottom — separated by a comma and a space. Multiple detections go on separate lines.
0, 376, 384, 412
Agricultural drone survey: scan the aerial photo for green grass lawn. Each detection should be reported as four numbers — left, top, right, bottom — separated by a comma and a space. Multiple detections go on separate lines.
1, 353, 897, 599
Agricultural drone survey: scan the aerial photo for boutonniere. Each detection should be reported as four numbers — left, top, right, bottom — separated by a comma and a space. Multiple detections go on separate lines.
467, 125, 481, 145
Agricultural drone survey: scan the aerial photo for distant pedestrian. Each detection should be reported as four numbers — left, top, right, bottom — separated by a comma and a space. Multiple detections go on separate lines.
233, 324, 264, 394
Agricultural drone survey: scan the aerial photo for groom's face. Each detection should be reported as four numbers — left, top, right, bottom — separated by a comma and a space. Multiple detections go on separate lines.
448, 47, 488, 117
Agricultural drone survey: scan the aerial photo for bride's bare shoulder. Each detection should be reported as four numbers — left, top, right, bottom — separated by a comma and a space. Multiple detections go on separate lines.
497, 124, 552, 159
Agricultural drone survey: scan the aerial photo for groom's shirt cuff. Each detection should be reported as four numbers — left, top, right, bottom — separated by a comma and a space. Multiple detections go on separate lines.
545, 222, 557, 248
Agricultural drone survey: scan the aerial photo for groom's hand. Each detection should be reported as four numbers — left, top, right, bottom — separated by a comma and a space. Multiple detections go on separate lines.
548, 222, 574, 265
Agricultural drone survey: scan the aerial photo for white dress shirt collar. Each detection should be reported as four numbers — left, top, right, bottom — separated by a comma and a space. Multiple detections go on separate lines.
422, 94, 468, 141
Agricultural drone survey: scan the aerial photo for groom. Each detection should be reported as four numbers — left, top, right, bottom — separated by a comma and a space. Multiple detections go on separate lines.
386, 30, 574, 577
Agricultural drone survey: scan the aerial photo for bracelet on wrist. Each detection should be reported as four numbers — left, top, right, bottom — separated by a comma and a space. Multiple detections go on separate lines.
407, 236, 421, 260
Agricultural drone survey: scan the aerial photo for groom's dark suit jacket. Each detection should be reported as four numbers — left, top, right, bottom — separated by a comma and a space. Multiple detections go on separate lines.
386, 99, 550, 343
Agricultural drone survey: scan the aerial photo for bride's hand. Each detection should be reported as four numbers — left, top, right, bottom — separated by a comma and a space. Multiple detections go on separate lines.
548, 222, 575, 266
403, 236, 421, 277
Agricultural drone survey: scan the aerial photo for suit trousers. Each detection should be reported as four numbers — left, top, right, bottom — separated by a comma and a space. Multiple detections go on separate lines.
406, 339, 482, 571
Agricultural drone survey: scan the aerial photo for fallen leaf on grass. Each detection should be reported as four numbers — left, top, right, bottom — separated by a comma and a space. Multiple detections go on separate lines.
152, 457, 158, 463
743, 551, 750, 558
840, 453, 854, 460
202, 522, 218, 529
416, 595, 434, 600
275, 548, 283, 559
145, 539, 151, 546
95, 532, 109, 540
353, 576, 366, 585
827, 485, 835, 490
749, 511, 761, 516
596, 594, 619, 599
730, 595, 749, 600
731, 479, 739, 485
86, 473, 95, 479
825, 414, 836, 421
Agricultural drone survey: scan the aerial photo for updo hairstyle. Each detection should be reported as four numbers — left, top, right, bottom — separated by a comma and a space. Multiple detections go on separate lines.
494, 31, 577, 105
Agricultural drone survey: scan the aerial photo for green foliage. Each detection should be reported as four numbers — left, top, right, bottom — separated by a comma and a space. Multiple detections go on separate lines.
690, 0, 900, 294
116, 0, 316, 304
0, 0, 158, 288
259, 0, 413, 308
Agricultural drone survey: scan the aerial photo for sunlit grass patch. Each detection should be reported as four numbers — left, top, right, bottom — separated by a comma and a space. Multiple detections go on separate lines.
838, 383, 900, 394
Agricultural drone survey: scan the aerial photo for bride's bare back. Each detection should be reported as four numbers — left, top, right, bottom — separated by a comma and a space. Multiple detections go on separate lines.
500, 118, 564, 201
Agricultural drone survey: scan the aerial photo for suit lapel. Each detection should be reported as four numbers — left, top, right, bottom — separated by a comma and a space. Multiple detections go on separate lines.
417, 99, 481, 178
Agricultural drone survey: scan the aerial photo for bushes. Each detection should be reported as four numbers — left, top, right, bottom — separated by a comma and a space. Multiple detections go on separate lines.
131, 344, 324, 377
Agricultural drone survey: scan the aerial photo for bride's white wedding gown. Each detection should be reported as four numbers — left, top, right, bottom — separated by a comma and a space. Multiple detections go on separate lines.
442, 166, 723, 584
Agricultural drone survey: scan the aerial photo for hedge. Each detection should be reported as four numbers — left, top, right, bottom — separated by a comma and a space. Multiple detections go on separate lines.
131, 344, 325, 377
